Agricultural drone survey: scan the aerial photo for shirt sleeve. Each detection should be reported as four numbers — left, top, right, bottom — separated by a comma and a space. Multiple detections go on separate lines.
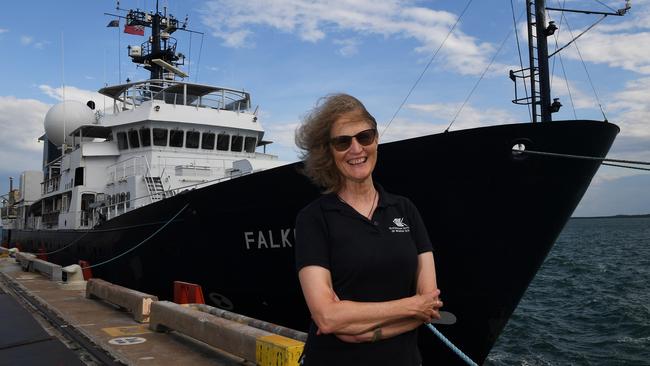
294, 205, 331, 272
406, 198, 434, 253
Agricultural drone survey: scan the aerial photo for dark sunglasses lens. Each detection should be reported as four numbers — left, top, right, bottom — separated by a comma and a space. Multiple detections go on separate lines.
331, 136, 352, 151
356, 129, 376, 145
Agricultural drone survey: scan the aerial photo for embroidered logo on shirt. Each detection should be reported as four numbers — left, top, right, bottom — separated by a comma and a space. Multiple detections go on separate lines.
389, 217, 410, 233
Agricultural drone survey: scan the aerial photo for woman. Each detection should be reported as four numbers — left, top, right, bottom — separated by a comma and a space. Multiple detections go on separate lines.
294, 94, 442, 365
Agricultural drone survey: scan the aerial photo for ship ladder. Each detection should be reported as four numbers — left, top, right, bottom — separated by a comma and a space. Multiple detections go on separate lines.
144, 176, 167, 202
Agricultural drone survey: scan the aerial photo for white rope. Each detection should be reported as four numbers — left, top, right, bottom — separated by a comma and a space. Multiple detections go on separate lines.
80, 203, 189, 269
426, 323, 478, 366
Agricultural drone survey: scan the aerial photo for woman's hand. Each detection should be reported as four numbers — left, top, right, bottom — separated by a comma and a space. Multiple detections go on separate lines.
409, 290, 443, 323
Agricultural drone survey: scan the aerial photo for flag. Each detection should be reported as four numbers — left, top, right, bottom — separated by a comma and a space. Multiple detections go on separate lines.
124, 24, 145, 36
106, 19, 119, 27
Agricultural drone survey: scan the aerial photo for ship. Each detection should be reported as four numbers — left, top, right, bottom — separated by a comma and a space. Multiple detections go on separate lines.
0, 1, 628, 364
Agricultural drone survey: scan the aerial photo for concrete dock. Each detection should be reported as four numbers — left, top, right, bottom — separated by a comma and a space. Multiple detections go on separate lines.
0, 250, 305, 366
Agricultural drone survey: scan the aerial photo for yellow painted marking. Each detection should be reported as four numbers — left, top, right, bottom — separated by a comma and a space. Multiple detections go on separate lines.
102, 325, 152, 337
256, 334, 304, 366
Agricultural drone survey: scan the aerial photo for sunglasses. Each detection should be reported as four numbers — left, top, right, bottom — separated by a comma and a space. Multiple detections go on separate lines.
329, 128, 377, 151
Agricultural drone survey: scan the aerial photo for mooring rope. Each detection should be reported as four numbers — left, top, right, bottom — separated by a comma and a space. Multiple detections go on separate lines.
516, 149, 650, 167
41, 229, 93, 256
426, 323, 478, 366
80, 203, 189, 270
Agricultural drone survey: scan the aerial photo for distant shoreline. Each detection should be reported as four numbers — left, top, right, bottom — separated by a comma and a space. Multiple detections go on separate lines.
572, 213, 650, 219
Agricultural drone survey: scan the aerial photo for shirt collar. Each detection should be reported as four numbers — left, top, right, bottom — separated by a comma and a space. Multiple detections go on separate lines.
320, 182, 398, 211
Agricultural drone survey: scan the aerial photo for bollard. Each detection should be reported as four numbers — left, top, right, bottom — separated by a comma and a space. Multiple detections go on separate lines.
78, 260, 93, 280
173, 281, 205, 304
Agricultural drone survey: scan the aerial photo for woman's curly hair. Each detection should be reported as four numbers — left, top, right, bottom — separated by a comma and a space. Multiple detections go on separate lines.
295, 94, 377, 193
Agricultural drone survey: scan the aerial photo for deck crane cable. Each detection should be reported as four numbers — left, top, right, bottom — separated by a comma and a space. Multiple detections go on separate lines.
510, 0, 532, 122
381, 0, 475, 138
79, 203, 189, 270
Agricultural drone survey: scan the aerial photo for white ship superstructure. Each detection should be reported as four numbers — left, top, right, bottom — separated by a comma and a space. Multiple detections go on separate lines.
14, 80, 285, 231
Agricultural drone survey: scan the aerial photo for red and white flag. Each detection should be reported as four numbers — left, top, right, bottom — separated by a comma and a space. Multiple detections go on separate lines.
124, 24, 145, 36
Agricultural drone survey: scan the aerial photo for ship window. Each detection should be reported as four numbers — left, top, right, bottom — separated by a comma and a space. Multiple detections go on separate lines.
217, 134, 230, 151
128, 130, 140, 148
153, 128, 168, 146
74, 167, 84, 186
186, 131, 200, 149
120, 192, 126, 203
231, 135, 243, 152
140, 128, 151, 147
126, 192, 131, 208
117, 132, 128, 150
244, 137, 257, 153
169, 129, 184, 147
202, 132, 215, 150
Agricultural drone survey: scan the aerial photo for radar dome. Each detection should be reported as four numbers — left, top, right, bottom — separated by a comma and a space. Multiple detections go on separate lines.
44, 101, 96, 146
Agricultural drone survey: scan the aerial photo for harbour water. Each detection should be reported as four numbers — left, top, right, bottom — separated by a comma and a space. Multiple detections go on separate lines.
486, 217, 650, 365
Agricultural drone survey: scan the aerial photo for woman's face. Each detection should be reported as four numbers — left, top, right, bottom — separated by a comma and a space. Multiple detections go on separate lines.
330, 111, 378, 187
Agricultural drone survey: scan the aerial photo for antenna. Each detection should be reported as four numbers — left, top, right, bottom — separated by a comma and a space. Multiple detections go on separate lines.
61, 31, 67, 150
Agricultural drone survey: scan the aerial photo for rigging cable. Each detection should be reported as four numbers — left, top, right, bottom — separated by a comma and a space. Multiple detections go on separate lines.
549, 2, 578, 119
195, 32, 204, 83
510, 0, 532, 122
381, 0, 475, 138
188, 31, 192, 80
554, 12, 609, 121
445, 20, 517, 132
80, 203, 189, 270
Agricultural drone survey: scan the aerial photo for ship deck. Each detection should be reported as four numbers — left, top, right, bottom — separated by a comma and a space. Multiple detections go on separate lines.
0, 255, 264, 366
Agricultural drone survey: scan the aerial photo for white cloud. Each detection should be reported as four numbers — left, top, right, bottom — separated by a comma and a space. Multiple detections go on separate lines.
38, 85, 110, 114
0, 96, 49, 172
20, 35, 33, 45
608, 77, 650, 139
548, 8, 650, 75
333, 38, 360, 57
403, 102, 519, 131
198, 0, 500, 75
0, 28, 8, 34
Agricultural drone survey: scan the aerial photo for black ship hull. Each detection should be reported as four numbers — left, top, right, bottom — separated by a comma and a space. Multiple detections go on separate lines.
6, 120, 618, 364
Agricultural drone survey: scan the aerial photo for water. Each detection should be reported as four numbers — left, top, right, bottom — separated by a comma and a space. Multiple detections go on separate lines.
486, 217, 650, 366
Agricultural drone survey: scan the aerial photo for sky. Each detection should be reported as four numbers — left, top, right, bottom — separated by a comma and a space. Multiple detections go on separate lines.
0, 0, 649, 217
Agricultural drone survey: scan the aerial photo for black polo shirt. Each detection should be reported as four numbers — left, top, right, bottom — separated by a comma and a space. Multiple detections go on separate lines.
295, 184, 433, 366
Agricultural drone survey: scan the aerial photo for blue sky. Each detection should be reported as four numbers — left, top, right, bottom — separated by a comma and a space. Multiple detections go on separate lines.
1, 0, 649, 216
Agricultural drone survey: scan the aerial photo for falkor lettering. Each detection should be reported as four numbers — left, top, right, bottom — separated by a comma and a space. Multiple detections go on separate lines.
244, 228, 295, 250
389, 218, 410, 233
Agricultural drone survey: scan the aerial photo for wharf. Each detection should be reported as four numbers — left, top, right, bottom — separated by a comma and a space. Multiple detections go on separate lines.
0, 253, 302, 366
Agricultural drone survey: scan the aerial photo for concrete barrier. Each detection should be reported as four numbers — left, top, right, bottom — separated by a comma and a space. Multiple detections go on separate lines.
150, 301, 304, 366
189, 303, 307, 342
31, 258, 63, 281
15, 252, 36, 271
86, 278, 158, 323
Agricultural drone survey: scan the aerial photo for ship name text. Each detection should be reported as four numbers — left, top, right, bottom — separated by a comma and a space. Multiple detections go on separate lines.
244, 228, 295, 250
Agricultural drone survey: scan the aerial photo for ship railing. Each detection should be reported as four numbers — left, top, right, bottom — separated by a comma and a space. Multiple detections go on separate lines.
110, 80, 251, 114
107, 156, 148, 183
1, 206, 17, 220
92, 170, 249, 223
41, 176, 61, 195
